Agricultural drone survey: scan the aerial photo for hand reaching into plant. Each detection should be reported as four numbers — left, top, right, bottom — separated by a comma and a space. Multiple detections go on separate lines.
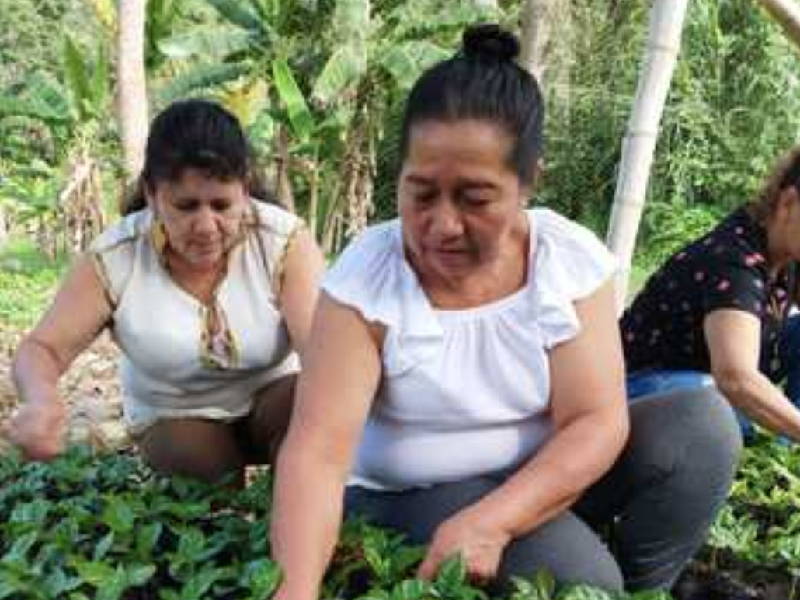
417, 506, 512, 583
9, 399, 68, 460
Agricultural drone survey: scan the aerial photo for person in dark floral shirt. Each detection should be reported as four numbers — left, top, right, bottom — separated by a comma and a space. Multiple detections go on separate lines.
622, 145, 800, 442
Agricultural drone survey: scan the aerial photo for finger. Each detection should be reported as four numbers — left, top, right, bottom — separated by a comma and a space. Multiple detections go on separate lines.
417, 553, 441, 580
467, 564, 494, 585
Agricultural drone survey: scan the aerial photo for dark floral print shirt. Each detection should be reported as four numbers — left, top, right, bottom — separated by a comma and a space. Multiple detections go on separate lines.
621, 208, 798, 381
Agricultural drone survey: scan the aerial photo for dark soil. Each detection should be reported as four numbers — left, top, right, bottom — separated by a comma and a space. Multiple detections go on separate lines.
673, 561, 794, 600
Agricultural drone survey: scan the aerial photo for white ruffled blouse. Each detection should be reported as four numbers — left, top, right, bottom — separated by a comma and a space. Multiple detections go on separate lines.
322, 208, 617, 490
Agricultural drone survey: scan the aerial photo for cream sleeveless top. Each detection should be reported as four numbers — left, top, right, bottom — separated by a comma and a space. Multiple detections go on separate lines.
91, 200, 302, 434
323, 208, 617, 490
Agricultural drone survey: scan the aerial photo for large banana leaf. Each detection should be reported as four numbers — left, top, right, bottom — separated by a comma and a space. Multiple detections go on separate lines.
386, 0, 496, 40
203, 0, 264, 34
90, 43, 111, 116
62, 36, 92, 121
0, 96, 68, 125
378, 40, 450, 90
312, 42, 368, 105
0, 72, 70, 124
158, 27, 254, 61
331, 0, 372, 39
156, 63, 252, 103
271, 59, 314, 142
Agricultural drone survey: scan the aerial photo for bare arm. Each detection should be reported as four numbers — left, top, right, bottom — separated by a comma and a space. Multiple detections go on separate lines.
278, 227, 326, 362
11, 255, 112, 459
418, 279, 629, 579
271, 293, 382, 600
705, 309, 800, 440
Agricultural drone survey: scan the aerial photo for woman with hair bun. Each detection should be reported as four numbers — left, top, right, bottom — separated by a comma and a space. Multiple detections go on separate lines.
270, 24, 739, 597
10, 99, 325, 486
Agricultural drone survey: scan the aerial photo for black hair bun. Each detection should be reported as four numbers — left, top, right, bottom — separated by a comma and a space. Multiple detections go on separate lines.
462, 24, 520, 62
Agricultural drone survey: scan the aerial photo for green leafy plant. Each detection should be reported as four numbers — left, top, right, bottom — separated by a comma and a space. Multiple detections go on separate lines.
0, 446, 677, 600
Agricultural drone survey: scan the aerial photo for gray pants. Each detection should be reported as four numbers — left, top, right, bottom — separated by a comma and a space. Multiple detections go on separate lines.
345, 387, 742, 593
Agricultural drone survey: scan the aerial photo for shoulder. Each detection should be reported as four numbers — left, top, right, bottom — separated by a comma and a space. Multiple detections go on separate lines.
248, 200, 303, 239
527, 209, 617, 348
533, 208, 608, 249
531, 208, 617, 298
89, 210, 153, 307
322, 220, 405, 322
91, 209, 152, 254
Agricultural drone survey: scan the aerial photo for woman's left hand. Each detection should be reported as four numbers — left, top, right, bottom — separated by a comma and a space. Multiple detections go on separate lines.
417, 508, 512, 583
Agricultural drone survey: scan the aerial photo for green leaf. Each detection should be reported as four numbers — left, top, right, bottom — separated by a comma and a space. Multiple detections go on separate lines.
391, 578, 431, 600
62, 35, 92, 120
89, 42, 111, 115
93, 532, 115, 561
434, 554, 467, 590
10, 498, 50, 524
379, 41, 450, 90
312, 42, 368, 105
136, 522, 163, 556
158, 27, 253, 60
179, 568, 226, 600
102, 497, 135, 533
96, 568, 128, 600
241, 559, 282, 597
4, 530, 39, 560
271, 58, 314, 142
156, 63, 251, 103
125, 564, 156, 587
42, 569, 83, 596
203, 0, 264, 33
330, 0, 371, 39
72, 560, 115, 587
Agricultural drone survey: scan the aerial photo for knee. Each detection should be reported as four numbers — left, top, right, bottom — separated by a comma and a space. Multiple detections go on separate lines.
680, 388, 742, 478
136, 419, 245, 485
648, 388, 742, 502
628, 389, 741, 501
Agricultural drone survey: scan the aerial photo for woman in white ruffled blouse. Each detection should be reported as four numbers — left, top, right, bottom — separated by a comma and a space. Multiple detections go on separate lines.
271, 25, 741, 596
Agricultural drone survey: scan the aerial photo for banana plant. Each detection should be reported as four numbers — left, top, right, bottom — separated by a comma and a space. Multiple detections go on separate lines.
0, 34, 113, 254
154, 0, 499, 250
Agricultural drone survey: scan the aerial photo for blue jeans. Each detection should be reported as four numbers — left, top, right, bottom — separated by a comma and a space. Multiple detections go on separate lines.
627, 314, 800, 442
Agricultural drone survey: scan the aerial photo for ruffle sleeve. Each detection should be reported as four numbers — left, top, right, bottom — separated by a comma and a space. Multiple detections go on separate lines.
530, 209, 618, 349
321, 221, 443, 376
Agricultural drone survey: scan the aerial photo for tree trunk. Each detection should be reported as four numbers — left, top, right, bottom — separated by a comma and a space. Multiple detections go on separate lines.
605, 0, 690, 311
520, 0, 558, 85
117, 0, 148, 183
752, 0, 800, 50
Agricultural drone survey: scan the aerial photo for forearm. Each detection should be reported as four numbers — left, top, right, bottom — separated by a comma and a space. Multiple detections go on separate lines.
12, 337, 66, 405
470, 407, 628, 537
271, 438, 348, 599
717, 370, 800, 441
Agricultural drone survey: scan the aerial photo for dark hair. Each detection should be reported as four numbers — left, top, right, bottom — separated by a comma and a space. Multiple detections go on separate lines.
121, 99, 276, 215
399, 24, 545, 188
748, 144, 800, 223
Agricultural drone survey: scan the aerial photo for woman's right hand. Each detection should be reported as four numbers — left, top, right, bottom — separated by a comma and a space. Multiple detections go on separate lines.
9, 400, 68, 461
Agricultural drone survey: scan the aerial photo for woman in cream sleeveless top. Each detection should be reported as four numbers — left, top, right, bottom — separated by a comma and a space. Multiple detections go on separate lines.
10, 100, 324, 485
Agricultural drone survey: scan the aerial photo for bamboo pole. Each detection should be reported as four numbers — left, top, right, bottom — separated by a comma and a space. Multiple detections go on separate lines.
606, 0, 690, 311
753, 0, 800, 50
